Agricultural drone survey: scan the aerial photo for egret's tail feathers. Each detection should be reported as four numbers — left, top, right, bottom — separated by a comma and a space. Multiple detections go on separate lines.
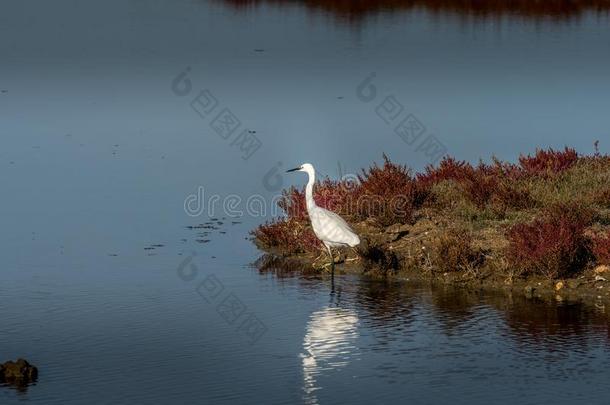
348, 234, 361, 247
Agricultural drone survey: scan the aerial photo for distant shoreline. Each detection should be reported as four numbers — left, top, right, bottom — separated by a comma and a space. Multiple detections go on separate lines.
219, 0, 610, 22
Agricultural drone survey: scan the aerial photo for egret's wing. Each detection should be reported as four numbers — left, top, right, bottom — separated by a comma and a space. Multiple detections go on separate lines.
318, 208, 356, 233
311, 207, 360, 246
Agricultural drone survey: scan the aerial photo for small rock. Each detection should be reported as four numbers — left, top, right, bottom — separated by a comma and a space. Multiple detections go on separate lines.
555, 281, 564, 291
0, 358, 38, 387
567, 279, 581, 289
385, 223, 410, 241
386, 223, 411, 235
594, 265, 610, 274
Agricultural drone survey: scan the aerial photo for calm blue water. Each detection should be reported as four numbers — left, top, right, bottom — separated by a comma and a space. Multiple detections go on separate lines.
2, 0, 610, 403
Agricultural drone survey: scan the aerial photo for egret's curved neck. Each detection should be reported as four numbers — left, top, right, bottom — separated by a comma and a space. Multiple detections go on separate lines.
305, 169, 316, 212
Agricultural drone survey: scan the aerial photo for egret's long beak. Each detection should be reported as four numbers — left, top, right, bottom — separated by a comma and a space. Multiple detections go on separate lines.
286, 167, 300, 173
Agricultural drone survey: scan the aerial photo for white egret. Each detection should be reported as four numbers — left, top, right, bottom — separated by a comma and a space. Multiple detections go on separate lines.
286, 163, 360, 270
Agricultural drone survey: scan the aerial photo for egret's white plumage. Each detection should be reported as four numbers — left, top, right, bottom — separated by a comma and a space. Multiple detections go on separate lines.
287, 163, 360, 267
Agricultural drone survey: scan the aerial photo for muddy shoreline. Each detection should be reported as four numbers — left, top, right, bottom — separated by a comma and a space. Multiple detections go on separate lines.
254, 206, 610, 306
255, 250, 610, 307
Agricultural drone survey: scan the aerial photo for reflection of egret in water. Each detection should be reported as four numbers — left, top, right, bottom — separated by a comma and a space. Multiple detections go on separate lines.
301, 276, 359, 404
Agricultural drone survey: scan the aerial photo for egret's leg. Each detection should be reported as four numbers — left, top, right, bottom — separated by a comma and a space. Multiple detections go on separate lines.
324, 243, 334, 272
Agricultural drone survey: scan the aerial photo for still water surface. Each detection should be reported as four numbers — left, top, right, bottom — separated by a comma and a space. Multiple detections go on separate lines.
2, 0, 610, 403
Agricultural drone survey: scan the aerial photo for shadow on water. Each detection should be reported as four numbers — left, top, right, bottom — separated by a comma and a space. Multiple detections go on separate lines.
215, 0, 610, 24
0, 382, 36, 395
